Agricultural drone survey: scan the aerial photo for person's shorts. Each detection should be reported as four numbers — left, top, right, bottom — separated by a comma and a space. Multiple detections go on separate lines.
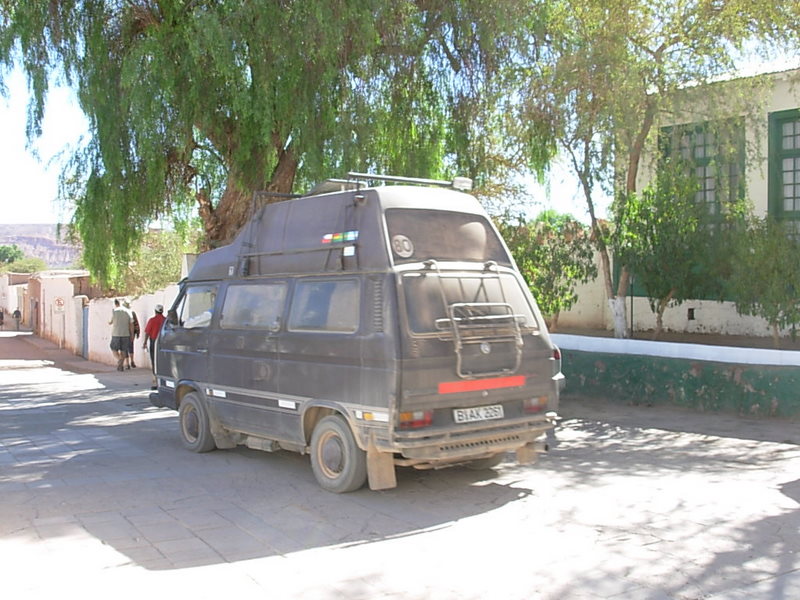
110, 336, 129, 353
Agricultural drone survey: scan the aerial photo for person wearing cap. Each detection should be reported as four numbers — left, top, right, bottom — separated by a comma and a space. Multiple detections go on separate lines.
142, 304, 166, 389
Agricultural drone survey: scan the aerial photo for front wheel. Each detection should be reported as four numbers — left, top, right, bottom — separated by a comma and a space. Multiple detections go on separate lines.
178, 392, 216, 453
310, 415, 367, 493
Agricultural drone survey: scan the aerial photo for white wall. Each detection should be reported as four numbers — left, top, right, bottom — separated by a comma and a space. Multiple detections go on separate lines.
37, 275, 84, 353
554, 251, 609, 331
0, 274, 25, 317
86, 285, 179, 366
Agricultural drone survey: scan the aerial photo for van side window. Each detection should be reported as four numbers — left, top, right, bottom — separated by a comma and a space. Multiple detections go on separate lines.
288, 279, 359, 333
176, 284, 218, 329
220, 282, 287, 330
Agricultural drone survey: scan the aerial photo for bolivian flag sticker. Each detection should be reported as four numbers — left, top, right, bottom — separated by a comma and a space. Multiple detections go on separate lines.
322, 230, 359, 244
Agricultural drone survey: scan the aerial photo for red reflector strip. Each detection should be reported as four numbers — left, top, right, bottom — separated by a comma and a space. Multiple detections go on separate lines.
438, 375, 527, 395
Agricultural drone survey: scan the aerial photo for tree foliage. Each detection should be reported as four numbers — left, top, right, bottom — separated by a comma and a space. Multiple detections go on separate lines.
613, 162, 739, 338
1, 0, 544, 287
495, 210, 597, 330
2, 256, 47, 273
121, 228, 199, 296
730, 218, 800, 347
512, 0, 800, 337
0, 244, 46, 273
0, 244, 24, 264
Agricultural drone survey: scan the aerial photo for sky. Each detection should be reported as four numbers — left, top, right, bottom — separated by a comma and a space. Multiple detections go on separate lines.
0, 68, 88, 225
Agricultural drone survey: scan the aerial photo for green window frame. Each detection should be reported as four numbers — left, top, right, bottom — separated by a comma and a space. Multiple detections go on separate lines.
768, 108, 800, 229
659, 119, 745, 222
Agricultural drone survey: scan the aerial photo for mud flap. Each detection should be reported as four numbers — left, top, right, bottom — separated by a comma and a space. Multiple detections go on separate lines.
367, 438, 397, 491
516, 441, 542, 465
210, 419, 237, 450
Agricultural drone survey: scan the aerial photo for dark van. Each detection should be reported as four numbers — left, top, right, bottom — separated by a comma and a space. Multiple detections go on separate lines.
151, 174, 563, 492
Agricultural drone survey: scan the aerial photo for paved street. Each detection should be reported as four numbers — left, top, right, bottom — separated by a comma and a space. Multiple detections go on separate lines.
2, 330, 800, 599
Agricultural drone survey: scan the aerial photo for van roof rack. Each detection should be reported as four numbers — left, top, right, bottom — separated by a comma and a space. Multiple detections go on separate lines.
304, 179, 361, 196
304, 172, 475, 198
347, 172, 473, 192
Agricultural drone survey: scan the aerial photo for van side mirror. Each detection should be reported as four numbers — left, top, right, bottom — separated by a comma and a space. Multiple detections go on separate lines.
167, 309, 179, 326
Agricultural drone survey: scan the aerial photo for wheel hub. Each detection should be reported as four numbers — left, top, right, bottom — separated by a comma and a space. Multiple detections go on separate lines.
319, 433, 345, 476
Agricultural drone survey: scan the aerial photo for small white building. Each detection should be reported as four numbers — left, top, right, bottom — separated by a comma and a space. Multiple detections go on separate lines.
0, 272, 29, 323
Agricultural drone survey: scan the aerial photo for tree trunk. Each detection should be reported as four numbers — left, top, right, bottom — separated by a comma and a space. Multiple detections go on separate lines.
608, 296, 628, 339
266, 135, 299, 196
548, 311, 560, 333
212, 180, 256, 245
612, 266, 632, 338
772, 323, 780, 349
196, 142, 298, 248
653, 289, 675, 340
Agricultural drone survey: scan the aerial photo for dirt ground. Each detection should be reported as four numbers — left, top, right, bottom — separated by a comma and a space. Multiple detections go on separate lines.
556, 326, 800, 352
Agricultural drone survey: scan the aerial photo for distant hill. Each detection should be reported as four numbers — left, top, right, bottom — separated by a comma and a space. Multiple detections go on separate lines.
0, 224, 81, 268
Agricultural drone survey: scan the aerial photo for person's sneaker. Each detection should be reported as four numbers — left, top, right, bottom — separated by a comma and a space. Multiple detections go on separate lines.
131, 362, 137, 368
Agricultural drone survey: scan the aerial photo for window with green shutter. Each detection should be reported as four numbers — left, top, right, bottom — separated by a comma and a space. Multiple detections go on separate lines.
769, 109, 800, 231
660, 119, 745, 223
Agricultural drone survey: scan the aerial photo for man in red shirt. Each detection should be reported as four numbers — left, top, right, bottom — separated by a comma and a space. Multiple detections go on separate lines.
142, 304, 166, 389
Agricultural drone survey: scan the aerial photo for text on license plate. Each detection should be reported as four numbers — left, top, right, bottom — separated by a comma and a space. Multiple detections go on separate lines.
453, 404, 504, 424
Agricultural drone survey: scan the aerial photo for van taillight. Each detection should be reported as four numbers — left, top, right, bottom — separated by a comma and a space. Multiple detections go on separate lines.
399, 410, 433, 429
552, 347, 561, 360
523, 396, 549, 413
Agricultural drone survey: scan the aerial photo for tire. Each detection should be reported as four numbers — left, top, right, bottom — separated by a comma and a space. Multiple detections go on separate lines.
310, 415, 367, 493
465, 453, 505, 470
178, 392, 216, 453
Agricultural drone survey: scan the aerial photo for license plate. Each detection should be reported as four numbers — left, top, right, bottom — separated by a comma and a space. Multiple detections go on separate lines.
453, 404, 504, 424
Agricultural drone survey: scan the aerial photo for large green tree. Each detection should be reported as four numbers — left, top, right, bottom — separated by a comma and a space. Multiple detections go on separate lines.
1, 0, 539, 286
513, 0, 800, 337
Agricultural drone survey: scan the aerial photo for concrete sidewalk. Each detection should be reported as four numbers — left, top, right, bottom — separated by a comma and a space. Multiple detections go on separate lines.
1, 330, 153, 389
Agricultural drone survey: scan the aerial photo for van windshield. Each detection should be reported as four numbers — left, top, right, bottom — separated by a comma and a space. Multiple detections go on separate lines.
401, 272, 539, 334
385, 209, 510, 265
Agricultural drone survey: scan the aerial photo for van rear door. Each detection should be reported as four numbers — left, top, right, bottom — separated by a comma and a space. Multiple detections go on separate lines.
396, 267, 557, 443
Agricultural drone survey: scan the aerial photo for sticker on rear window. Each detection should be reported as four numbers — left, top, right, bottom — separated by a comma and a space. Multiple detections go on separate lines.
392, 234, 414, 258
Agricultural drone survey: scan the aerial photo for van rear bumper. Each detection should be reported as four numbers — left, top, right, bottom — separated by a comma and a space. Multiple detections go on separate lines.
391, 414, 556, 462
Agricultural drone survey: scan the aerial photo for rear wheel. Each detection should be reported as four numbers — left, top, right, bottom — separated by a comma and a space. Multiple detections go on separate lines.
310, 415, 367, 493
178, 392, 216, 453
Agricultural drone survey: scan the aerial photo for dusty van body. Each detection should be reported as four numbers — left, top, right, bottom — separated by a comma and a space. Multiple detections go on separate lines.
151, 177, 563, 492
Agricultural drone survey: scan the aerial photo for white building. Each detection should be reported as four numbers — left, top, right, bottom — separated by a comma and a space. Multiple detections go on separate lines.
560, 68, 800, 338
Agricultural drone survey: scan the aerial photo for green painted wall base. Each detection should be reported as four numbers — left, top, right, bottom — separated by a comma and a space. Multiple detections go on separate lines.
562, 350, 800, 418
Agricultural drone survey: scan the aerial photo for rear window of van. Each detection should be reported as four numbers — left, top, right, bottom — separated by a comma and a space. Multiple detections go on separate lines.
385, 209, 511, 265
